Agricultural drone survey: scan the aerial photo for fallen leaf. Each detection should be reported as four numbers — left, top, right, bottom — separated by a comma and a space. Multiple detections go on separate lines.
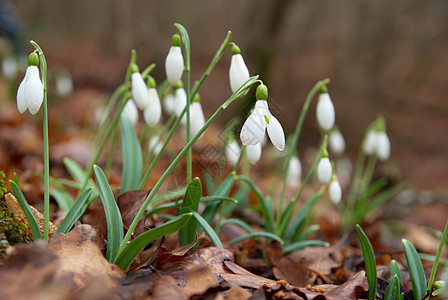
272, 257, 311, 287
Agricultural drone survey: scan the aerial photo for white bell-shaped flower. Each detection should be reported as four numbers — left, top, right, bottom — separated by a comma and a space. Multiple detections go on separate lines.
329, 178, 342, 204
2, 56, 18, 79
174, 83, 187, 124
131, 69, 149, 110
225, 139, 241, 166
17, 53, 44, 115
316, 91, 335, 132
246, 143, 262, 165
317, 151, 332, 184
148, 137, 163, 156
165, 33, 184, 86
329, 128, 346, 155
376, 131, 390, 161
55, 71, 73, 97
144, 79, 162, 127
363, 129, 377, 156
229, 45, 250, 93
189, 98, 205, 137
287, 156, 302, 188
163, 93, 175, 116
122, 99, 139, 125
240, 84, 285, 151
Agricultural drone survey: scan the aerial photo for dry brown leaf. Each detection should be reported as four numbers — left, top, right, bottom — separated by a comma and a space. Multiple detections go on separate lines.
5, 193, 57, 240
48, 224, 125, 288
272, 257, 311, 287
182, 265, 219, 296
306, 270, 368, 299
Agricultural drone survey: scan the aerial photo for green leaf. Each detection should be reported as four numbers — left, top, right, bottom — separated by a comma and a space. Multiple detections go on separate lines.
94, 165, 124, 262
148, 186, 187, 210
9, 181, 42, 240
174, 23, 191, 72
283, 240, 329, 254
384, 275, 400, 300
221, 218, 253, 234
237, 175, 275, 233
203, 171, 216, 195
201, 174, 235, 225
179, 178, 202, 246
402, 239, 427, 300
55, 188, 93, 234
120, 115, 143, 193
427, 220, 448, 291
50, 187, 73, 213
192, 211, 223, 248
114, 213, 192, 271
63, 157, 92, 187
390, 259, 403, 285
356, 224, 377, 300
228, 232, 283, 246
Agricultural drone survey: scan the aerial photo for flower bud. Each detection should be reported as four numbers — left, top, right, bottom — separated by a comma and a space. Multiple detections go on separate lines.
329, 128, 346, 155
122, 99, 139, 125
131, 68, 149, 110
144, 87, 162, 127
229, 44, 250, 93
329, 178, 342, 204
225, 139, 241, 166
165, 34, 184, 86
316, 89, 335, 132
287, 156, 302, 188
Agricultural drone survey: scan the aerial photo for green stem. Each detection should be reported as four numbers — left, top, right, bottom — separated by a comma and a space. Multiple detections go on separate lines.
30, 40, 49, 242
233, 145, 246, 173
345, 144, 367, 219
117, 75, 260, 258
277, 79, 330, 227
355, 154, 377, 213
427, 220, 448, 290
142, 114, 175, 168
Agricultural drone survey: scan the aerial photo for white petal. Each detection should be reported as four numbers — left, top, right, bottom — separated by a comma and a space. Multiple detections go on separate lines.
148, 137, 162, 156
131, 72, 149, 110
25, 66, 44, 115
2, 56, 18, 79
229, 54, 250, 93
267, 113, 285, 151
329, 180, 342, 204
245, 143, 262, 164
240, 100, 268, 146
329, 130, 346, 155
287, 156, 302, 188
163, 94, 175, 115
56, 74, 73, 97
376, 131, 390, 161
144, 88, 162, 127
189, 102, 205, 137
316, 93, 335, 131
317, 157, 332, 184
174, 88, 187, 124
363, 130, 377, 156
122, 99, 139, 125
165, 46, 184, 86
225, 140, 241, 165
17, 71, 28, 114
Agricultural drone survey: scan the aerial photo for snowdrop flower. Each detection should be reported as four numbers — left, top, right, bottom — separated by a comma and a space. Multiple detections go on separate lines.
2, 56, 18, 79
246, 143, 262, 165
165, 33, 184, 86
143, 76, 162, 127
16, 52, 43, 115
229, 44, 250, 93
362, 117, 391, 161
122, 99, 138, 125
287, 156, 302, 188
240, 84, 285, 151
376, 131, 390, 161
189, 94, 205, 137
329, 127, 346, 155
329, 176, 342, 204
317, 149, 332, 184
225, 139, 241, 166
130, 64, 149, 110
163, 93, 175, 116
316, 87, 335, 132
363, 129, 377, 156
174, 81, 187, 124
148, 137, 163, 156
55, 71, 73, 97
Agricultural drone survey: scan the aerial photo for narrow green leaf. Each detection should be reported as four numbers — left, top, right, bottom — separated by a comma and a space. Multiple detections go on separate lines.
402, 239, 427, 300
356, 224, 377, 300
114, 213, 192, 271
221, 218, 253, 234
9, 181, 42, 240
384, 275, 400, 300
63, 157, 92, 187
56, 188, 93, 234
427, 220, 448, 291
203, 171, 216, 195
148, 186, 187, 210
390, 259, 403, 285
201, 174, 235, 225
228, 232, 283, 246
179, 178, 202, 245
94, 165, 124, 262
192, 211, 223, 248
302, 224, 321, 241
50, 188, 73, 213
174, 23, 191, 71
120, 115, 143, 193
283, 240, 329, 254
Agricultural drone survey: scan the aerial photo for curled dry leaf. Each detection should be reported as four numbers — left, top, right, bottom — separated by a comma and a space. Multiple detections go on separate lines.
5, 193, 57, 240
49, 224, 125, 288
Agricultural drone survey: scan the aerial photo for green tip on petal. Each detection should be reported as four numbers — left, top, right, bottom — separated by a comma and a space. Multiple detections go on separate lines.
322, 148, 329, 158
231, 44, 241, 55
264, 115, 270, 124
320, 85, 328, 94
130, 63, 139, 74
174, 80, 183, 89
375, 115, 386, 132
330, 162, 336, 178
192, 93, 201, 103
124, 91, 132, 100
256, 84, 268, 100
172, 33, 181, 47
28, 52, 39, 67
147, 76, 156, 88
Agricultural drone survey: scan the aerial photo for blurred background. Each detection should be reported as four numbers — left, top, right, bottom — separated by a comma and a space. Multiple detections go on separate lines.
1, 0, 448, 200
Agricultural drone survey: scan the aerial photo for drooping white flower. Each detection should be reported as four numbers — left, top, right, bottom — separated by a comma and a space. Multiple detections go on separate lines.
144, 77, 162, 127
317, 151, 332, 184
174, 83, 187, 124
2, 56, 18, 79
165, 33, 184, 86
240, 84, 285, 151
55, 71, 73, 97
363, 129, 377, 156
148, 137, 163, 156
246, 143, 262, 165
163, 93, 175, 116
225, 139, 241, 166
376, 131, 390, 161
362, 117, 391, 161
131, 67, 149, 110
329, 128, 346, 155
189, 97, 205, 137
329, 178, 342, 204
287, 156, 302, 188
17, 52, 43, 115
229, 44, 250, 93
122, 99, 138, 125
316, 89, 335, 132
